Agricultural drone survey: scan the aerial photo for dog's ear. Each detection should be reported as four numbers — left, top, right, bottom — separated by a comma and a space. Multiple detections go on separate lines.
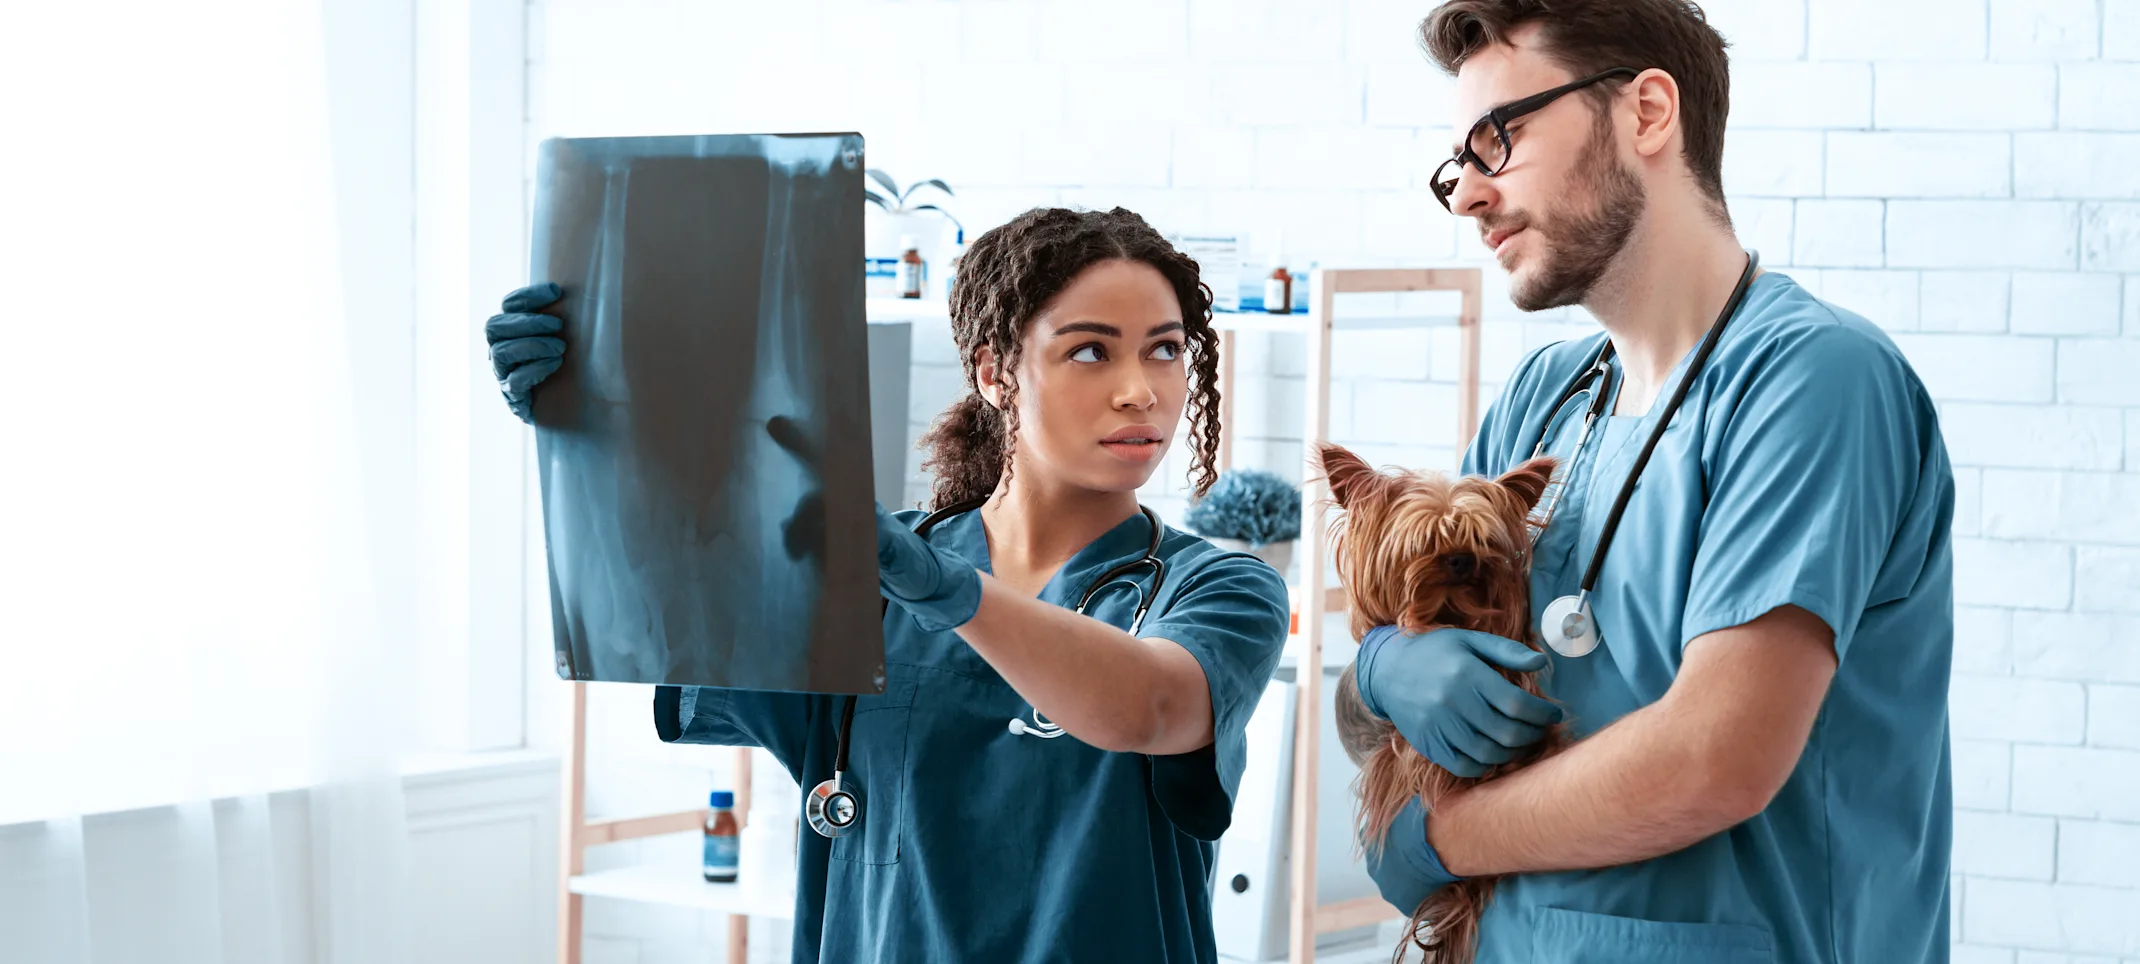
1314, 443, 1377, 508
1497, 456, 1558, 512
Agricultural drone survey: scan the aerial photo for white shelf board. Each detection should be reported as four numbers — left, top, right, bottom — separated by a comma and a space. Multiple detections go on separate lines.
861, 299, 1461, 332
569, 864, 797, 920
1211, 309, 1466, 333
866, 297, 949, 322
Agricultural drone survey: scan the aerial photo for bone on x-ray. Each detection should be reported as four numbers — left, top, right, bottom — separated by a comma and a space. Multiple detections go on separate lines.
528, 132, 885, 695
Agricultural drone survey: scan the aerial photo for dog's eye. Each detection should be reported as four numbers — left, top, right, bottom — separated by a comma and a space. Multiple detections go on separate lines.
1444, 553, 1477, 582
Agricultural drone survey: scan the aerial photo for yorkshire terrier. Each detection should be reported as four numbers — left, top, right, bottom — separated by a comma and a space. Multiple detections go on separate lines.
1317, 442, 1566, 964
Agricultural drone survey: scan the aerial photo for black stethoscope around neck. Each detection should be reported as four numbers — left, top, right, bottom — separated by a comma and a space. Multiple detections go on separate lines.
1526, 250, 1759, 660
805, 496, 1168, 839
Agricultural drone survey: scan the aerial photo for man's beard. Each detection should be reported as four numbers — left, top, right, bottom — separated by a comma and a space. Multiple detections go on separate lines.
1502, 118, 1646, 312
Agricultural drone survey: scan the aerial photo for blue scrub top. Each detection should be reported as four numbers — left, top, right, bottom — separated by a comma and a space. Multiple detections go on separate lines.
1451, 272, 1956, 963
655, 506, 1289, 963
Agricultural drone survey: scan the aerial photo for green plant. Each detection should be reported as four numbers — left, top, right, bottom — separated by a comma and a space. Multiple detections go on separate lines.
1185, 469, 1301, 547
864, 169, 961, 234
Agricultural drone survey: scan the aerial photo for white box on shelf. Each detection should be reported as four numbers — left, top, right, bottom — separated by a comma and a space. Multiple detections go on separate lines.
864, 257, 900, 299
1171, 233, 1243, 312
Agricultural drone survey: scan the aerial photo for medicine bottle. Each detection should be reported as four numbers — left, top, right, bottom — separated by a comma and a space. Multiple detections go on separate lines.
703, 791, 740, 883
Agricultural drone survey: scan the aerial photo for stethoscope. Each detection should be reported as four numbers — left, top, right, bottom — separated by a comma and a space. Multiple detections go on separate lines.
1525, 250, 1759, 660
806, 497, 1167, 838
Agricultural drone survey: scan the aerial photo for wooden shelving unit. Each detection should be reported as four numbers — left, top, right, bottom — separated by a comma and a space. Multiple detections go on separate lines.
557, 687, 779, 964
1211, 266, 1483, 963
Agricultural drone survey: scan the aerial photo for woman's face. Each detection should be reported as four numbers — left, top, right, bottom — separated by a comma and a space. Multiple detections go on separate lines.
979, 258, 1189, 496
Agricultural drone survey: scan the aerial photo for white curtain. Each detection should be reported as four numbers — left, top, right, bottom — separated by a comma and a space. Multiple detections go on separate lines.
0, 2, 421, 961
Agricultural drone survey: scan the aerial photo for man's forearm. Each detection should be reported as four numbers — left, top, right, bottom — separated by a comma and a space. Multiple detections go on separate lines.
1425, 695, 1751, 876
1367, 608, 1833, 884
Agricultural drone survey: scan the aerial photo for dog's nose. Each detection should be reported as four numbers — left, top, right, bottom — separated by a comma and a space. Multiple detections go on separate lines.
1445, 553, 1477, 582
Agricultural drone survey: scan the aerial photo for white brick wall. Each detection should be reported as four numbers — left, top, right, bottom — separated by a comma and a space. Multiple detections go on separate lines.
2076, 548, 2140, 613
1955, 810, 2059, 879
2016, 273, 2124, 336
2090, 685, 2140, 748
1888, 201, 2081, 270
2086, 203, 2140, 271
1827, 133, 2012, 198
1875, 63, 2058, 130
528, 0, 2140, 958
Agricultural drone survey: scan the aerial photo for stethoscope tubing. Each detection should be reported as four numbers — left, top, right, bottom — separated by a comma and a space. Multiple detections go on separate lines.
1525, 251, 1760, 655
810, 498, 1166, 834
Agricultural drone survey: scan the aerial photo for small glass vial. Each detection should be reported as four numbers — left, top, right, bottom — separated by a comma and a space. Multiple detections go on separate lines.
899, 234, 925, 299
703, 791, 740, 883
1264, 261, 1293, 315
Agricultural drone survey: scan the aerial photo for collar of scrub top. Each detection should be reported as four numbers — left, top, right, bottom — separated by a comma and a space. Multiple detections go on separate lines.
912, 495, 1168, 630
1533, 249, 1761, 657
912, 496, 1168, 738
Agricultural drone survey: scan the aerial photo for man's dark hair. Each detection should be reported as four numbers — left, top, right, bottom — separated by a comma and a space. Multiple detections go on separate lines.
1420, 0, 1732, 208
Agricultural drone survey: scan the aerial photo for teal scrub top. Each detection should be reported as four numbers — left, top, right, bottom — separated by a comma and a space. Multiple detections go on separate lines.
1448, 272, 1956, 963
654, 506, 1289, 964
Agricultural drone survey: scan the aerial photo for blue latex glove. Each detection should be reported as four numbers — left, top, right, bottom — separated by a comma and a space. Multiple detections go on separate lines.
1364, 795, 1461, 913
1355, 625, 1563, 778
875, 503, 982, 633
483, 283, 568, 423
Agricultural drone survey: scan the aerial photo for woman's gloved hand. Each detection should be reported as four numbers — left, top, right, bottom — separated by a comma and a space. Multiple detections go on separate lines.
483, 282, 568, 423
1364, 795, 1461, 912
1354, 625, 1563, 778
874, 503, 982, 633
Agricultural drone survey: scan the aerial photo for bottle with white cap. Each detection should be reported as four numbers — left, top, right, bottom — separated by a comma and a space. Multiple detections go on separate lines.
898, 234, 924, 299
1263, 255, 1292, 315
1262, 230, 1292, 315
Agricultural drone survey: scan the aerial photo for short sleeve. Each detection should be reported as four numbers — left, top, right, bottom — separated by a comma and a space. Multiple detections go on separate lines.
1681, 326, 1929, 657
1138, 552, 1290, 841
654, 685, 819, 773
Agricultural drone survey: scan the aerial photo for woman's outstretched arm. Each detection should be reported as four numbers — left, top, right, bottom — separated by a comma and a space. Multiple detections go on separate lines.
953, 575, 1215, 754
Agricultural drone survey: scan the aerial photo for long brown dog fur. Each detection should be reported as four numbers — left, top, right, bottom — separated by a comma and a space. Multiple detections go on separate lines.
1316, 443, 1568, 964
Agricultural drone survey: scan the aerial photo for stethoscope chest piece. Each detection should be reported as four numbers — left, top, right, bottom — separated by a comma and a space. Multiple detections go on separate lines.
806, 775, 861, 838
1542, 593, 1599, 658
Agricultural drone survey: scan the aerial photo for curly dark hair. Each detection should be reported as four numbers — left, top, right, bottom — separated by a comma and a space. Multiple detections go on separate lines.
917, 207, 1222, 511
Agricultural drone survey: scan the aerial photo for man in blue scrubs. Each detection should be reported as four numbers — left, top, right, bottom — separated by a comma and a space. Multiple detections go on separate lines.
1344, 2, 1955, 962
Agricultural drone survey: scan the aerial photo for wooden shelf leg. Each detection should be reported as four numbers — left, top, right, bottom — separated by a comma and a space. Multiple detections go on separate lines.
1288, 270, 1337, 964
1457, 278, 1482, 456
559, 682, 588, 964
728, 746, 753, 964
1218, 328, 1238, 473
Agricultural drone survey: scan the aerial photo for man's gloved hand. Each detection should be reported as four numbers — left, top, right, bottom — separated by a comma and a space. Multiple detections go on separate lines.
875, 503, 982, 632
1364, 795, 1462, 913
1354, 625, 1563, 778
483, 282, 568, 423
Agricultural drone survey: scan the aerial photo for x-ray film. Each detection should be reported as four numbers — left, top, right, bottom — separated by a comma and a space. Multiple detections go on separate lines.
530, 132, 884, 694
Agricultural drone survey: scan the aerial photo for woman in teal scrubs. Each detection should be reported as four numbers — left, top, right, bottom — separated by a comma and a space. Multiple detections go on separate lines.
488, 206, 1290, 963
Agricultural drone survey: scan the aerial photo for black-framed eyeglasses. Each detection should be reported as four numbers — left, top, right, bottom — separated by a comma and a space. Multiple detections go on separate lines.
1429, 67, 1642, 212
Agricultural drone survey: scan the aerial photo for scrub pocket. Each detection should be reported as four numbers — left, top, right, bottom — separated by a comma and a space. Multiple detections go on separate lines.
830, 674, 917, 867
1530, 907, 1775, 964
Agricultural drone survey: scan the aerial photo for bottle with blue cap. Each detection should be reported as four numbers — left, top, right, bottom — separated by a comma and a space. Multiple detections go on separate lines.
703, 790, 739, 883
